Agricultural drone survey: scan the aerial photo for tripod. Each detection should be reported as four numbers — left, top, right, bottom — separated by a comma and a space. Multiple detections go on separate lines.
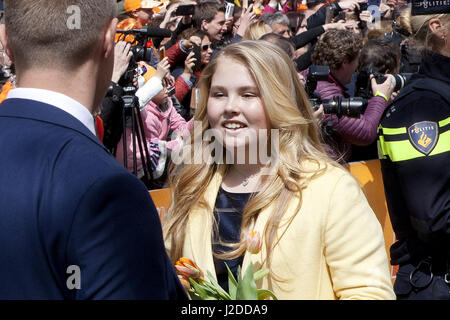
121, 86, 153, 186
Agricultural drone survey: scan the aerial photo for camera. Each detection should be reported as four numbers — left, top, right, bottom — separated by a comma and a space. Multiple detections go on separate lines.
116, 26, 171, 87
115, 37, 151, 87
306, 65, 368, 118
305, 65, 330, 97
355, 66, 412, 99
192, 44, 202, 72
311, 96, 368, 118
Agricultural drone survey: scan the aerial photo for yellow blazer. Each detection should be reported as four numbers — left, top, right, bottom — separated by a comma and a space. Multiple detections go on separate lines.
176, 162, 395, 300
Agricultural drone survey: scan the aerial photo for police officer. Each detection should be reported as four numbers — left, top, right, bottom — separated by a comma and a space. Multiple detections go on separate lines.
378, 2, 450, 300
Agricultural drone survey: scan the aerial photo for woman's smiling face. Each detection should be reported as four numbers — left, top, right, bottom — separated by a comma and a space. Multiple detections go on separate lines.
207, 56, 269, 153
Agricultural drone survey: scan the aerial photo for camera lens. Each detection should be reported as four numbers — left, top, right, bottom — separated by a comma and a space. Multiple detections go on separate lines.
323, 97, 368, 117
391, 74, 412, 92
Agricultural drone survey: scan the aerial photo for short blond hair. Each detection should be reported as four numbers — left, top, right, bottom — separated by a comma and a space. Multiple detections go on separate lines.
4, 0, 116, 69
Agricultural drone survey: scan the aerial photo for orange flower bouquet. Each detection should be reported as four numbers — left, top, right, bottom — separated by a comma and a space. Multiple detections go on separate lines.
175, 231, 277, 300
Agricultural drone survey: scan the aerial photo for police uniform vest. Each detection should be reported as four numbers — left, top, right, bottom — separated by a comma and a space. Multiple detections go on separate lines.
377, 51, 450, 299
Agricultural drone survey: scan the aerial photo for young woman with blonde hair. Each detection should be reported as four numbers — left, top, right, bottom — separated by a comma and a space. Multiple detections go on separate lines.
164, 40, 395, 299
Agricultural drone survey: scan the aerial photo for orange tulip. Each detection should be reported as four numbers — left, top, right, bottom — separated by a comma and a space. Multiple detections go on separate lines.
246, 230, 262, 254
178, 275, 191, 292
175, 257, 204, 281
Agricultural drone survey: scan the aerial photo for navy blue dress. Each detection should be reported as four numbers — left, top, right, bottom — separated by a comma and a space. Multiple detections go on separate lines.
212, 187, 253, 292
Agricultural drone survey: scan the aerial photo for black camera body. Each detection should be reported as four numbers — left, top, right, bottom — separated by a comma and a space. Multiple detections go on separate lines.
305, 65, 330, 97
355, 66, 413, 99
306, 65, 368, 118
115, 26, 171, 87
116, 42, 153, 88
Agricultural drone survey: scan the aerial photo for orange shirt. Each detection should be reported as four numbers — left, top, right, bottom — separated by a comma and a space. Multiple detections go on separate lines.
0, 81, 14, 105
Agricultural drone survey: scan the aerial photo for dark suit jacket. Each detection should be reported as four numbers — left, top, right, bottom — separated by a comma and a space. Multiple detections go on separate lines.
0, 98, 187, 300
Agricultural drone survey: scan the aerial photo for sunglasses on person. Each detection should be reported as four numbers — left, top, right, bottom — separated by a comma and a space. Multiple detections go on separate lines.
201, 43, 212, 51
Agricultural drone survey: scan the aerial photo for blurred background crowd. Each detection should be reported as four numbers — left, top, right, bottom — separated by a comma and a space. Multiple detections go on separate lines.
0, 0, 434, 189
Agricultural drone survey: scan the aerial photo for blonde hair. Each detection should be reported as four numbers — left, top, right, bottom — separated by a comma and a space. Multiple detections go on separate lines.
164, 40, 335, 278
406, 8, 450, 53
396, 6, 413, 36
243, 20, 271, 40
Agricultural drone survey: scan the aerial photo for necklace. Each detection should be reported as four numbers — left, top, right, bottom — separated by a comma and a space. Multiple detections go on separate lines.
242, 174, 255, 187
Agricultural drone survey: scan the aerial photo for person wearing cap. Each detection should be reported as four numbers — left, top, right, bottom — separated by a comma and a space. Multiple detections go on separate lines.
116, 0, 168, 73
123, 0, 166, 27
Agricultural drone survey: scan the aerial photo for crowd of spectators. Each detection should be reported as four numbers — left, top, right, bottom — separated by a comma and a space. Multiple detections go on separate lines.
64, 0, 419, 189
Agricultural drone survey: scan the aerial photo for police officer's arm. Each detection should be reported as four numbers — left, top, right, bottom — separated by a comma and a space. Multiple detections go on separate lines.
380, 95, 450, 241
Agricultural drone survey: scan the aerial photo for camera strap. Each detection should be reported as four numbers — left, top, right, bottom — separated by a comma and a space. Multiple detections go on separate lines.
328, 73, 350, 98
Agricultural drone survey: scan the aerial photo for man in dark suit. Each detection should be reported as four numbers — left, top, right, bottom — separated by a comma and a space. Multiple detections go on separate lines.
0, 0, 186, 299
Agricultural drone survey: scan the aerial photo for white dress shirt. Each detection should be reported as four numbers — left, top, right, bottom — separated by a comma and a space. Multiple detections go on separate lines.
7, 88, 96, 136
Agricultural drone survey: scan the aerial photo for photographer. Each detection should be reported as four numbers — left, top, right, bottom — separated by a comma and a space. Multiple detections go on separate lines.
115, 67, 194, 190
167, 29, 214, 120
310, 29, 394, 162
101, 40, 171, 155
350, 38, 402, 161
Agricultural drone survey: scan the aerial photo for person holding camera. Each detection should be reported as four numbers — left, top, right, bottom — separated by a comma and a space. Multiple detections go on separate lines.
115, 63, 194, 190
311, 29, 394, 162
350, 38, 403, 161
306, 0, 361, 29
101, 38, 172, 152
378, 4, 450, 300
168, 29, 214, 120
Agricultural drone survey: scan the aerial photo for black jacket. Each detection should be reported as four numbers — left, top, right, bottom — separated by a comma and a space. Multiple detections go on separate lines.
378, 51, 450, 265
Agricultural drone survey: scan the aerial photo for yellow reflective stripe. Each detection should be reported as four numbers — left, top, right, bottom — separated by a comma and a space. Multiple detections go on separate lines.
377, 139, 386, 159
439, 117, 450, 127
380, 117, 450, 136
378, 135, 387, 156
381, 127, 407, 135
380, 130, 450, 162
381, 140, 423, 162
430, 130, 450, 156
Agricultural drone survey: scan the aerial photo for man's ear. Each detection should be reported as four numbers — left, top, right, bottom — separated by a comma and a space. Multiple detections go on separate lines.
201, 19, 209, 31
0, 24, 14, 63
103, 18, 119, 60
